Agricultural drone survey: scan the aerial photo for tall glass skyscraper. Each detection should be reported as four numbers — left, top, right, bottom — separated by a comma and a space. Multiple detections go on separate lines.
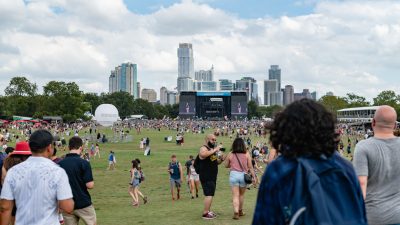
268, 65, 281, 90
108, 62, 138, 99
177, 43, 194, 92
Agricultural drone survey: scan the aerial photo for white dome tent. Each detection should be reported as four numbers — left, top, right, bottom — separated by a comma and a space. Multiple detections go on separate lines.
94, 104, 120, 127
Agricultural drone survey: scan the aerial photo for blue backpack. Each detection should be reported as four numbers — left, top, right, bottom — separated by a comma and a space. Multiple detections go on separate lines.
285, 154, 367, 225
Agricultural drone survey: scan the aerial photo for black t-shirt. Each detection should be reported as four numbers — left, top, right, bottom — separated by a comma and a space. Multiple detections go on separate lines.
58, 153, 94, 209
199, 145, 218, 182
185, 160, 192, 175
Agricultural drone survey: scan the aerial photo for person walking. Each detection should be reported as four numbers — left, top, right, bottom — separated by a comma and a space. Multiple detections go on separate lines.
224, 138, 256, 220
0, 129, 74, 224
353, 105, 400, 225
168, 155, 183, 200
252, 99, 367, 225
108, 151, 116, 170
58, 136, 96, 225
129, 160, 141, 206
197, 134, 225, 220
186, 156, 200, 199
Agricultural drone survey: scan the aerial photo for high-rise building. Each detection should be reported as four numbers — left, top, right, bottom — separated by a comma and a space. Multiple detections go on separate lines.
195, 66, 214, 81
137, 82, 141, 99
269, 92, 283, 106
326, 91, 334, 96
160, 87, 168, 105
264, 79, 278, 105
311, 91, 318, 101
236, 77, 258, 103
283, 85, 294, 105
108, 62, 138, 99
177, 43, 194, 92
193, 81, 217, 91
269, 65, 281, 90
302, 89, 312, 99
167, 91, 178, 105
141, 88, 157, 103
219, 79, 234, 91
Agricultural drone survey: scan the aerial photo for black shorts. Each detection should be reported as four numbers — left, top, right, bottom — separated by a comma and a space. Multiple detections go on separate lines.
201, 180, 216, 197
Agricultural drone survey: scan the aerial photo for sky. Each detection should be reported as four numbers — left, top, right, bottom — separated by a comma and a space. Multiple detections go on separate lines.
0, 0, 399, 103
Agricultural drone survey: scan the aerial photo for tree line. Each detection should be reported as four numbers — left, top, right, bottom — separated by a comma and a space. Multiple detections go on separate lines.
1, 77, 399, 122
0, 77, 179, 122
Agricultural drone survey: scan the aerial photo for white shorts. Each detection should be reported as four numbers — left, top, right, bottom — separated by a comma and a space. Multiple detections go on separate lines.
189, 174, 200, 181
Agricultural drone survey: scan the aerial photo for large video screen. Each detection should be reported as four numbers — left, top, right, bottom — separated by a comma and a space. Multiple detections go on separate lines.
231, 95, 247, 115
179, 94, 196, 115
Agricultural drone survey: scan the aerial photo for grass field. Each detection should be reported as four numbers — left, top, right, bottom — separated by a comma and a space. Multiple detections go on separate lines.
82, 128, 267, 225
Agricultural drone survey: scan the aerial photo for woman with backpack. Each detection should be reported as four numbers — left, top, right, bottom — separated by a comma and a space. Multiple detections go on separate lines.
252, 99, 367, 225
224, 138, 256, 220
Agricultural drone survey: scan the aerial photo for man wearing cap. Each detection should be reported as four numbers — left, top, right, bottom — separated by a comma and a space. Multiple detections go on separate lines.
58, 136, 96, 225
0, 130, 74, 225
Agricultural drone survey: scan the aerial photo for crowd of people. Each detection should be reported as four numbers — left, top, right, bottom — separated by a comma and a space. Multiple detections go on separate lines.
1, 99, 400, 224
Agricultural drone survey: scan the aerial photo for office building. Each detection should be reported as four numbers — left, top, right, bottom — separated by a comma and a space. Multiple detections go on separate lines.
195, 66, 214, 81
137, 82, 141, 99
108, 62, 138, 99
141, 88, 157, 103
167, 91, 178, 105
269, 65, 281, 90
264, 79, 278, 105
311, 91, 317, 101
219, 79, 234, 91
283, 85, 294, 105
160, 87, 168, 105
236, 77, 258, 103
177, 43, 194, 92
193, 81, 217, 91
326, 91, 334, 96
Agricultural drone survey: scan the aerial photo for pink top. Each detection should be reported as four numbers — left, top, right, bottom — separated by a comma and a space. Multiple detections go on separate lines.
230, 153, 249, 172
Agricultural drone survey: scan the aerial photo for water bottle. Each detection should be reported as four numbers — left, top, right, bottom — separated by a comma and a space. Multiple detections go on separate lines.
59, 213, 64, 224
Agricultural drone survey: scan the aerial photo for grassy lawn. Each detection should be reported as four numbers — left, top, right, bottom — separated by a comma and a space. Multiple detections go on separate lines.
83, 128, 267, 225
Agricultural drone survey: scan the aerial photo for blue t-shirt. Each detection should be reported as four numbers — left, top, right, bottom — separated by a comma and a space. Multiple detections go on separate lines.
108, 153, 114, 161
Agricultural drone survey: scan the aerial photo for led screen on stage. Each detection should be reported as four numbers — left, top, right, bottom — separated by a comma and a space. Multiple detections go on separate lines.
231, 95, 247, 116
179, 94, 196, 115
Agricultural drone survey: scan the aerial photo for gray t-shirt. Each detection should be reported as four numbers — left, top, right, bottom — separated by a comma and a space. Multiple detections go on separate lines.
353, 137, 400, 225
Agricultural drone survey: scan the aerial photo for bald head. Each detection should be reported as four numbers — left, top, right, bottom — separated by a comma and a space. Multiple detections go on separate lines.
374, 105, 397, 130
205, 134, 216, 142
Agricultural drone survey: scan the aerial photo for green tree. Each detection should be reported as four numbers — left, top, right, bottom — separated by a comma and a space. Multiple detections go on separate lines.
43, 81, 87, 122
83, 93, 102, 114
5, 76, 37, 97
345, 93, 370, 108
247, 101, 259, 118
373, 90, 400, 107
101, 92, 135, 119
319, 95, 348, 113
132, 98, 156, 118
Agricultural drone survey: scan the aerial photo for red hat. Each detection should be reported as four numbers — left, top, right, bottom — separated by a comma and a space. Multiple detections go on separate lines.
13, 142, 32, 155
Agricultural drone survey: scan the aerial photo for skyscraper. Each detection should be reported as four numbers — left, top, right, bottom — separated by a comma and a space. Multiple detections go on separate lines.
195, 66, 214, 81
108, 62, 138, 99
236, 77, 258, 103
137, 82, 141, 99
264, 79, 278, 105
160, 87, 168, 105
177, 43, 194, 92
269, 65, 281, 90
283, 85, 294, 105
193, 81, 217, 91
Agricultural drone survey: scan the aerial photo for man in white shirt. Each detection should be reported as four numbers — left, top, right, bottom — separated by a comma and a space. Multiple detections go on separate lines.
0, 129, 74, 225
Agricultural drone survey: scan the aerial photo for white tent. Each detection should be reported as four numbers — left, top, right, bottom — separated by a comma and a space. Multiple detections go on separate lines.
94, 104, 120, 127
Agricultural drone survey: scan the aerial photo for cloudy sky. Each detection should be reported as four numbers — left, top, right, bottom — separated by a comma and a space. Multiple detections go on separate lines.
0, 0, 399, 102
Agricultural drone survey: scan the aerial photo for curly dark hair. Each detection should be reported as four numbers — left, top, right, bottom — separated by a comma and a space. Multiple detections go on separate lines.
270, 99, 336, 158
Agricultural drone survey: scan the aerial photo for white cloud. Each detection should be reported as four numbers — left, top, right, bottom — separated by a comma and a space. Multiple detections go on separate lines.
0, 0, 399, 102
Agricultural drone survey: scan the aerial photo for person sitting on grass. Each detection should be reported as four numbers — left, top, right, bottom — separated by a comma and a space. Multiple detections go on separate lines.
168, 155, 183, 200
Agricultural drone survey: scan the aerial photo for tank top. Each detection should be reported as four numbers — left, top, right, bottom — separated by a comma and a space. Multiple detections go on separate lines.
230, 153, 248, 172
169, 162, 180, 180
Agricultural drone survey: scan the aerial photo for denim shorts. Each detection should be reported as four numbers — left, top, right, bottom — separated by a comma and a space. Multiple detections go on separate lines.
229, 171, 246, 188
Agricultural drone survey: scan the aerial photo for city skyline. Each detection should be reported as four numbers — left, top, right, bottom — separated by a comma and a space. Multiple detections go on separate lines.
1, 0, 399, 102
